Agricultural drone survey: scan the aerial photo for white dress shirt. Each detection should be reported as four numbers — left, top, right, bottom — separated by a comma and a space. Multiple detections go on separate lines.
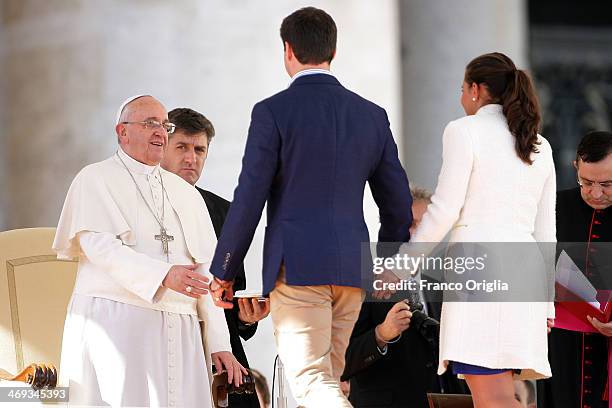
289, 68, 335, 86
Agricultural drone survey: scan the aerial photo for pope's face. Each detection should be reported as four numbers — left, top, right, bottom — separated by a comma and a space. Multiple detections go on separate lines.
117, 97, 169, 166
576, 154, 612, 210
161, 131, 208, 185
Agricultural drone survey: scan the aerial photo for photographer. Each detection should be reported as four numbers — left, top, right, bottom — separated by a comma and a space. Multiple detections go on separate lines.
341, 188, 468, 407
342, 299, 443, 407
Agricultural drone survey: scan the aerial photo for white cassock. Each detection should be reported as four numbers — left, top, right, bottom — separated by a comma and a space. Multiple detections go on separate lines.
53, 147, 230, 407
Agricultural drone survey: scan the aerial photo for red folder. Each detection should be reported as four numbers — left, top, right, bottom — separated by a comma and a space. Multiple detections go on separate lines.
555, 282, 612, 325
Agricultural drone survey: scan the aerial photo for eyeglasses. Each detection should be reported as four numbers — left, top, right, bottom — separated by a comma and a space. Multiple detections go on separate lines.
120, 119, 176, 134
577, 177, 612, 193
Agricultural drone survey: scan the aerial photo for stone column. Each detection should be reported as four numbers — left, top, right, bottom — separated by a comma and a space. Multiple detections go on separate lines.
2, 1, 116, 229
399, 0, 527, 189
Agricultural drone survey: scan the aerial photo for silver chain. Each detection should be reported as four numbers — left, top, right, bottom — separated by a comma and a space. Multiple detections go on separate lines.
115, 151, 168, 234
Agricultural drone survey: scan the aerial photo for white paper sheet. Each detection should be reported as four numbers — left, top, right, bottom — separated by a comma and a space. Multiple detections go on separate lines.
556, 250, 600, 309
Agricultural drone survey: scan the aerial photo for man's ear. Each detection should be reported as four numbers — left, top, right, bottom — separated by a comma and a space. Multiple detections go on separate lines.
573, 159, 579, 170
284, 41, 293, 61
116, 123, 127, 144
204, 142, 210, 159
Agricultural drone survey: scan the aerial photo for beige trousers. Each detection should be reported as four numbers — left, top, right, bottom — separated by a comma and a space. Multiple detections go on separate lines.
270, 268, 363, 407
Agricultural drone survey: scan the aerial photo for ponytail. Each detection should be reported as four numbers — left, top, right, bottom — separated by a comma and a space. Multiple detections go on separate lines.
465, 53, 542, 165
502, 69, 541, 164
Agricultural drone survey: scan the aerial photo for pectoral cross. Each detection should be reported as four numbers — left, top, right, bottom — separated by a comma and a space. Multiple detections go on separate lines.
155, 227, 174, 257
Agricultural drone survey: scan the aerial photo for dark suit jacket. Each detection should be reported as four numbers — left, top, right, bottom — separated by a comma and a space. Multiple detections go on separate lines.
198, 187, 259, 408
210, 73, 412, 294
342, 301, 468, 407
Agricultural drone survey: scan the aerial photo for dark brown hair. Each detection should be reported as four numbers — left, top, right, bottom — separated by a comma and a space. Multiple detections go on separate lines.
168, 108, 215, 144
465, 52, 541, 164
280, 7, 336, 65
576, 130, 612, 163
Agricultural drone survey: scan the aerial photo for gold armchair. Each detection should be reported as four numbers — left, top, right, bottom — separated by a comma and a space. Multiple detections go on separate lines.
0, 228, 77, 389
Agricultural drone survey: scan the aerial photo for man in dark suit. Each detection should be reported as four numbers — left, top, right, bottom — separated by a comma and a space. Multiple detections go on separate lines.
161, 107, 269, 408
208, 7, 412, 407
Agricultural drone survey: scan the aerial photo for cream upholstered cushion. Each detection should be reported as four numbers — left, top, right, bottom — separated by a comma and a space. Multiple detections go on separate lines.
0, 228, 77, 376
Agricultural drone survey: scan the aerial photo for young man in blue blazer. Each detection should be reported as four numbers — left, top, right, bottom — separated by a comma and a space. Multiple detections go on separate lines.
210, 7, 412, 407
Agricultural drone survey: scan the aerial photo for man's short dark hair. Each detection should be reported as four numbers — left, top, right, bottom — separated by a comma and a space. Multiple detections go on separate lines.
168, 108, 215, 144
280, 7, 336, 65
576, 130, 612, 163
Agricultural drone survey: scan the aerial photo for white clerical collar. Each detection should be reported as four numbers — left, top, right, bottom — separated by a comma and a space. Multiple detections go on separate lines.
289, 68, 334, 86
116, 147, 160, 176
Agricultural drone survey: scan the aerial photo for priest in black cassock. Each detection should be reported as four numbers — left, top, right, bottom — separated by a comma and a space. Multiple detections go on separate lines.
161, 107, 270, 408
538, 131, 612, 408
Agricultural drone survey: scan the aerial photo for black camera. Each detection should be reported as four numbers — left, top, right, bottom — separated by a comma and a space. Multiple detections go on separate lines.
404, 296, 440, 364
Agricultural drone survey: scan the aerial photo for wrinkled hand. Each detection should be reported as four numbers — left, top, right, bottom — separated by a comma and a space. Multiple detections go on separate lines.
212, 351, 249, 387
375, 301, 412, 347
162, 264, 209, 298
588, 315, 612, 337
547, 318, 555, 334
210, 277, 234, 309
238, 298, 270, 324
372, 269, 401, 300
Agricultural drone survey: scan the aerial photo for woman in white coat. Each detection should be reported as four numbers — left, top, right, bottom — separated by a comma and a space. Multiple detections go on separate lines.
410, 52, 556, 407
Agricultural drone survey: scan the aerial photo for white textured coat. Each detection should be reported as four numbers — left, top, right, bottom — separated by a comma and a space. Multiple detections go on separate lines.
410, 104, 556, 379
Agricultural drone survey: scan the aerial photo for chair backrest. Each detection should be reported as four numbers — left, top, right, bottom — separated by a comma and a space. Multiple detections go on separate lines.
427, 393, 474, 408
0, 228, 77, 375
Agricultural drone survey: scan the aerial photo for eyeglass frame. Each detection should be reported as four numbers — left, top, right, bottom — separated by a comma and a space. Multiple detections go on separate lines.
120, 119, 176, 134
577, 176, 612, 192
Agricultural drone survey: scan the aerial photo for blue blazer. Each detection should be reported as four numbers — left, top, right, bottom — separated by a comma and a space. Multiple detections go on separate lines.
210, 73, 412, 295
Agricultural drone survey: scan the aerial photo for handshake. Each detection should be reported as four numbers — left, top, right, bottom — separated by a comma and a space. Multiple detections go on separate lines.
162, 265, 270, 324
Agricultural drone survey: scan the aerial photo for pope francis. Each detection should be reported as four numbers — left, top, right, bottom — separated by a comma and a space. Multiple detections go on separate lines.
53, 95, 245, 407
